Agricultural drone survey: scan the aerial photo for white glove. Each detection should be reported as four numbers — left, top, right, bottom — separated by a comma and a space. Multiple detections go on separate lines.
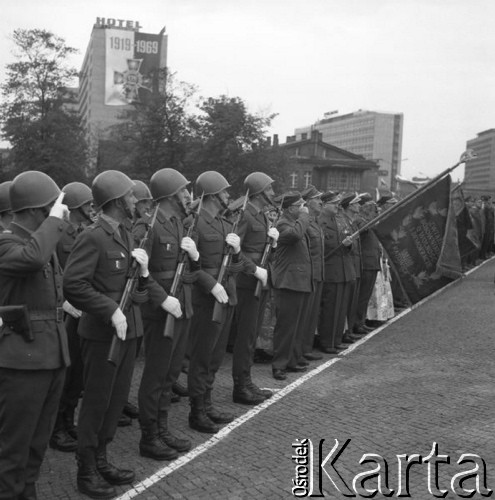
267, 227, 279, 243
49, 192, 69, 220
180, 236, 199, 261
342, 236, 353, 247
131, 248, 149, 277
0, 317, 3, 328
211, 283, 228, 304
254, 266, 268, 287
225, 233, 241, 254
161, 295, 182, 319
299, 205, 309, 215
111, 308, 127, 340
63, 300, 82, 319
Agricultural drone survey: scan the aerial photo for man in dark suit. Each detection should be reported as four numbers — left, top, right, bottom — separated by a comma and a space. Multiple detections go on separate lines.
0, 171, 70, 500
63, 170, 165, 499
318, 192, 355, 354
232, 172, 278, 405
271, 191, 312, 381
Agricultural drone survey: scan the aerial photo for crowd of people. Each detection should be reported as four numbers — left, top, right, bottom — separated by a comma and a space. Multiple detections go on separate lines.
0, 168, 403, 500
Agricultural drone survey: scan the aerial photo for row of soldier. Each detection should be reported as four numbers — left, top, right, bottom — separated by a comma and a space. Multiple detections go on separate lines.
0, 168, 394, 500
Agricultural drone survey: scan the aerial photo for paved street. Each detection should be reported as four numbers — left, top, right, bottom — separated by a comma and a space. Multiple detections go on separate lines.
40, 258, 495, 499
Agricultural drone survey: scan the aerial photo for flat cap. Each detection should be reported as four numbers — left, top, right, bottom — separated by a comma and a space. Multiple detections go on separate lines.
301, 185, 322, 200
321, 191, 341, 204
358, 192, 373, 205
274, 190, 305, 209
377, 194, 398, 206
340, 193, 358, 209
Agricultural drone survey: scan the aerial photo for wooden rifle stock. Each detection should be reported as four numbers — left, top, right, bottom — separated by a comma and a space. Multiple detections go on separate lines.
211, 190, 250, 323
107, 206, 159, 365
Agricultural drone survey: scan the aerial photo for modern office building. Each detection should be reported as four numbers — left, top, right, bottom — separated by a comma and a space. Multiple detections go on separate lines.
294, 109, 404, 190
463, 129, 495, 197
78, 17, 168, 172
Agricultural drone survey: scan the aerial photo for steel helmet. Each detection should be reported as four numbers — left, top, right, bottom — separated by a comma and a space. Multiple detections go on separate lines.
0, 181, 12, 213
244, 172, 274, 196
132, 180, 152, 202
150, 169, 190, 201
62, 182, 93, 210
195, 171, 230, 196
92, 170, 135, 209
10, 171, 60, 213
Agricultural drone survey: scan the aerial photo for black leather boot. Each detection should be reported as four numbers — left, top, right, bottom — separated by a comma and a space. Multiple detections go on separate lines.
76, 447, 116, 499
63, 406, 78, 440
158, 411, 191, 452
188, 395, 220, 434
232, 376, 265, 405
204, 390, 234, 424
49, 411, 77, 452
95, 444, 135, 485
139, 423, 178, 461
245, 374, 273, 400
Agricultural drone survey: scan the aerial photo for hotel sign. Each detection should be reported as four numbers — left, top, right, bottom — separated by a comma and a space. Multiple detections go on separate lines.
95, 17, 142, 31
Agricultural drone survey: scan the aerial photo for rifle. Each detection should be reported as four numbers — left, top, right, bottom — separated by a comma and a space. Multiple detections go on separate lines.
107, 205, 160, 366
211, 190, 250, 323
253, 196, 285, 298
163, 194, 204, 339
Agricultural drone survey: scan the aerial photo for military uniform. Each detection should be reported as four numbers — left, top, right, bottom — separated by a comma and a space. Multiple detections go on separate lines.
0, 216, 70, 498
189, 207, 254, 402
233, 202, 272, 387
300, 215, 325, 357
271, 209, 312, 374
318, 210, 356, 351
63, 214, 155, 456
135, 209, 198, 451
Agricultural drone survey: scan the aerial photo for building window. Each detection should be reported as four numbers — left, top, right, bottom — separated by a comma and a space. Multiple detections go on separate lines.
327, 169, 361, 191
303, 171, 312, 188
289, 171, 298, 188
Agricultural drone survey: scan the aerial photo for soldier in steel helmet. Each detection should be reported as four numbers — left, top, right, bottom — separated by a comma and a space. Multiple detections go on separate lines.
0, 181, 13, 232
49, 182, 94, 454
188, 171, 256, 434
132, 180, 153, 221
231, 172, 279, 405
63, 170, 165, 499
0, 171, 70, 500
134, 168, 197, 460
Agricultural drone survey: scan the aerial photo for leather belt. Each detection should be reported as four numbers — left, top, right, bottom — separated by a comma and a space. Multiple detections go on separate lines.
30, 307, 64, 323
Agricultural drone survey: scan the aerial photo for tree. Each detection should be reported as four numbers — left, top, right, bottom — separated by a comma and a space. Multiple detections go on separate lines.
0, 29, 88, 185
187, 95, 280, 196
104, 69, 199, 182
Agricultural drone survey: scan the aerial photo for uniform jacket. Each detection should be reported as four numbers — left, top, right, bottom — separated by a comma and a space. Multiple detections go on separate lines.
134, 208, 199, 321
344, 212, 362, 279
56, 221, 87, 269
63, 215, 159, 341
0, 217, 70, 370
193, 207, 255, 306
237, 202, 271, 290
271, 211, 312, 293
355, 215, 381, 271
318, 211, 356, 283
306, 217, 325, 283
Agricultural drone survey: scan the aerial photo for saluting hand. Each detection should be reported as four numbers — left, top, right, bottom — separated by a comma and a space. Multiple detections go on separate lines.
161, 296, 182, 319
211, 283, 228, 304
49, 192, 69, 221
181, 237, 199, 261
225, 233, 241, 254
131, 248, 149, 278
111, 308, 127, 340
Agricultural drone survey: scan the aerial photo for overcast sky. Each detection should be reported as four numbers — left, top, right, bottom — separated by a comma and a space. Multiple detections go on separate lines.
1, 0, 494, 182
